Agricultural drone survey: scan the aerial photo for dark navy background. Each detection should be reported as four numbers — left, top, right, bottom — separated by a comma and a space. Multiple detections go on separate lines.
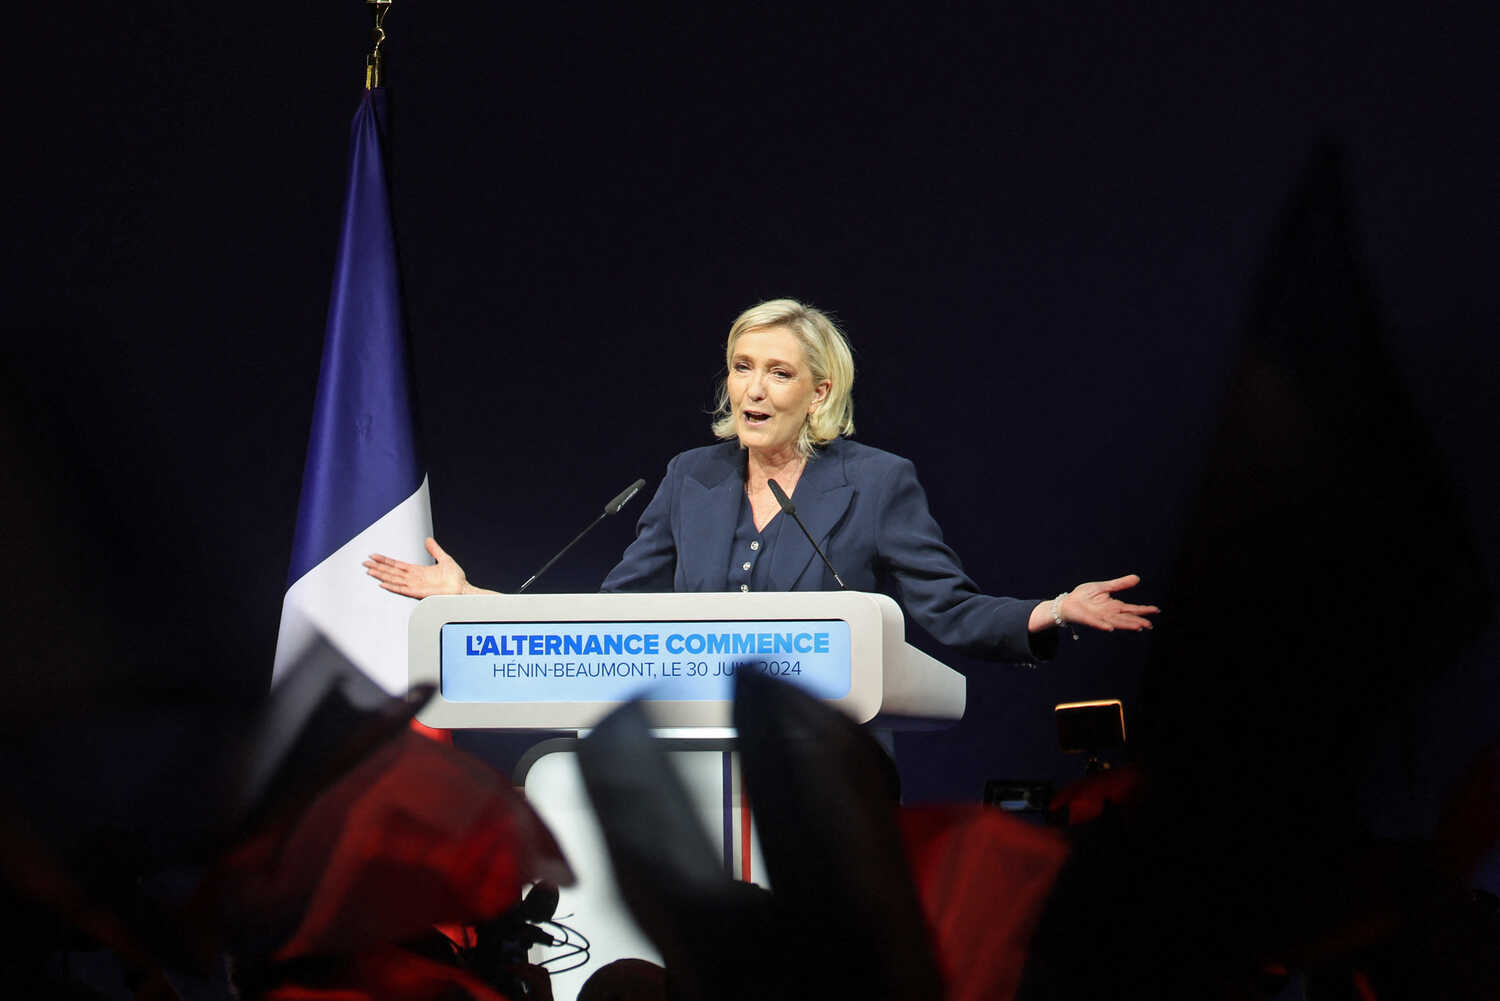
9, 4, 1496, 887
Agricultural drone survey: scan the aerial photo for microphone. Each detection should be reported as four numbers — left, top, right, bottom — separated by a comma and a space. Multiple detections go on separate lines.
604, 479, 645, 515
519, 880, 561, 923
516, 478, 647, 593
767, 478, 846, 589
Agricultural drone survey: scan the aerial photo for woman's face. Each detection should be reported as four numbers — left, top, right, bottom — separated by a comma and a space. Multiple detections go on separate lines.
727, 325, 830, 460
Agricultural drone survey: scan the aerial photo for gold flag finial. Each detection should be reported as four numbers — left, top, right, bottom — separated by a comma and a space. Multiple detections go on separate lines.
365, 1, 393, 89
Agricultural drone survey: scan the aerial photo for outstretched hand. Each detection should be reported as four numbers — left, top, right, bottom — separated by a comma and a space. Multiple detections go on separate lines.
1059, 574, 1158, 632
364, 537, 472, 599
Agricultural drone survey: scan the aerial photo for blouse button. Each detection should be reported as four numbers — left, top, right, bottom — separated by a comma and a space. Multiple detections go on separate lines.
740, 584, 750, 592
750, 540, 760, 551
741, 561, 752, 571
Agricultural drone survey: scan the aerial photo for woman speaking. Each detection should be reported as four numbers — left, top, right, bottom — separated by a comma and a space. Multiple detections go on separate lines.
365, 299, 1156, 661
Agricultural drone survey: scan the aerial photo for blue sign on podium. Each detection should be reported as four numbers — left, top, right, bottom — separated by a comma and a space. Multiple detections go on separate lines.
409, 591, 965, 730
440, 619, 853, 703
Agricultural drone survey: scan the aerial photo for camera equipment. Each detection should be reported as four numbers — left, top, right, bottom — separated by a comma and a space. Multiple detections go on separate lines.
1055, 699, 1126, 773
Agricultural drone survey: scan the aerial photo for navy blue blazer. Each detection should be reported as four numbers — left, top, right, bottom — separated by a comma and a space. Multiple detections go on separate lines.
600, 438, 1049, 663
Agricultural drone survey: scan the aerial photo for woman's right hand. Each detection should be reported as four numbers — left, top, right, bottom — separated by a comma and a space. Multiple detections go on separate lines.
365, 537, 485, 598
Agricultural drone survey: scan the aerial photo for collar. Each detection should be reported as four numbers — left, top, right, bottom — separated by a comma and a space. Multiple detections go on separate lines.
679, 441, 854, 591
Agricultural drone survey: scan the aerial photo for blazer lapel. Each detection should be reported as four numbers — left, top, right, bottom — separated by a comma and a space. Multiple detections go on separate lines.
767, 448, 853, 590
679, 448, 743, 592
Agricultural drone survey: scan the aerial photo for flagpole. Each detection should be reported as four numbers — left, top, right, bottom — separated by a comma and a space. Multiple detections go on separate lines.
365, 0, 393, 89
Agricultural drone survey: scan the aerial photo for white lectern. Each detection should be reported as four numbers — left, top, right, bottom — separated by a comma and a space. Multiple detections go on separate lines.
408, 591, 966, 1001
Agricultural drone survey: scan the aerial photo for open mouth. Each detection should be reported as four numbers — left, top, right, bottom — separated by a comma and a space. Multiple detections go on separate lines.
743, 409, 771, 426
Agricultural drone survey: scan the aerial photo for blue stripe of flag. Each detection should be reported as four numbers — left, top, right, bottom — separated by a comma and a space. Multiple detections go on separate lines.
287, 88, 422, 585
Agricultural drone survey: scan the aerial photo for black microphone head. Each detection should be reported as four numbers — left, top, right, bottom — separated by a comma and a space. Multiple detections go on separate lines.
521, 880, 561, 922
766, 478, 795, 515
605, 478, 647, 515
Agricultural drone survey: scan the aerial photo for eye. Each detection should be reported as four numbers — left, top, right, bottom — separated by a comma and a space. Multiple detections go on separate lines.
773, 369, 792, 380
732, 360, 750, 372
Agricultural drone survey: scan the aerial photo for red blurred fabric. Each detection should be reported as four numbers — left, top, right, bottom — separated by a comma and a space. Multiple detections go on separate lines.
900, 805, 1069, 1001
1048, 763, 1145, 827
1433, 740, 1500, 881
408, 717, 454, 745
214, 730, 571, 961
263, 945, 512, 1001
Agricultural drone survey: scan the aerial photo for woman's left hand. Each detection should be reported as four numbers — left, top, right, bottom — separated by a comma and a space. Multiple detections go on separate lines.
1059, 574, 1159, 632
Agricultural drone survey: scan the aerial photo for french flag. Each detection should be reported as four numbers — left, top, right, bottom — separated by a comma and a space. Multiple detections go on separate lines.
273, 87, 431, 695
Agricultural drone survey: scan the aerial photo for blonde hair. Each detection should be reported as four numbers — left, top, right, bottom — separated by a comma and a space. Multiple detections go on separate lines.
710, 299, 855, 457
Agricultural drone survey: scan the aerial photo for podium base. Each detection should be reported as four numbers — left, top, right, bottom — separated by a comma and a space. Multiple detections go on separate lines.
514, 736, 768, 1001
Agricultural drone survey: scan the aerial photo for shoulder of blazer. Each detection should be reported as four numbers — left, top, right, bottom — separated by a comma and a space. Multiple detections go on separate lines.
665, 438, 913, 493
669, 441, 743, 489
816, 438, 915, 487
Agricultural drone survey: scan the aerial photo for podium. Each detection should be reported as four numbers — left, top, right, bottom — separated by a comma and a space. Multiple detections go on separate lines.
408, 591, 966, 1000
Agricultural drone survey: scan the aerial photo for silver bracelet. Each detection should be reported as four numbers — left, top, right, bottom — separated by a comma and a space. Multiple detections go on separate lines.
1052, 592, 1079, 640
